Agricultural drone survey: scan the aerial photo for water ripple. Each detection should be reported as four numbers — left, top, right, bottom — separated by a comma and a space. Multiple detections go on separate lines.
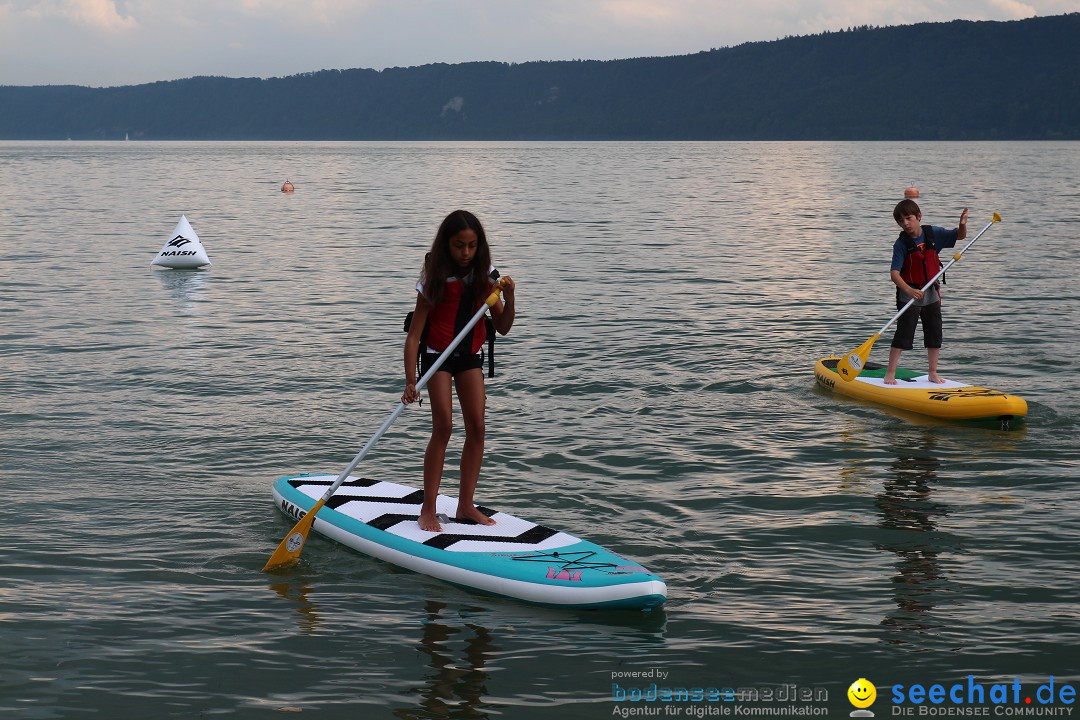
1, 141, 1078, 718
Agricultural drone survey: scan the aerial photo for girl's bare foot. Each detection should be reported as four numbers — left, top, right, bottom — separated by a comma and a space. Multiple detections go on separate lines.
418, 511, 443, 533
456, 505, 495, 526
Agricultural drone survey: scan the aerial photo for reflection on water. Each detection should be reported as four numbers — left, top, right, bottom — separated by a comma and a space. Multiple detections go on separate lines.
394, 601, 496, 720
153, 267, 208, 314
2, 141, 1077, 715
875, 432, 952, 645
269, 581, 322, 635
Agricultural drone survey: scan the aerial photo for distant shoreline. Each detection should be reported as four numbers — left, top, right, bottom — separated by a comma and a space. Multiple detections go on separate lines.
2, 14, 1077, 142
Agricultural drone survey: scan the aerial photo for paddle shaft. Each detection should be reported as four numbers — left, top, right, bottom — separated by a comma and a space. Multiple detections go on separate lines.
874, 216, 998, 337
262, 281, 504, 571
315, 287, 503, 505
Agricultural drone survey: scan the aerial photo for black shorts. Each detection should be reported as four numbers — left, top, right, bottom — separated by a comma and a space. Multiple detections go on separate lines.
891, 300, 943, 350
420, 349, 484, 377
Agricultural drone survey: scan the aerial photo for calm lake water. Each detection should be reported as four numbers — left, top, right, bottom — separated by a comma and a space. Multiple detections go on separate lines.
1, 141, 1078, 719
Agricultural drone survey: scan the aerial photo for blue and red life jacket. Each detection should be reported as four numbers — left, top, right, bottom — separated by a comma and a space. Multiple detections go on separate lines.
404, 269, 499, 377
898, 225, 943, 289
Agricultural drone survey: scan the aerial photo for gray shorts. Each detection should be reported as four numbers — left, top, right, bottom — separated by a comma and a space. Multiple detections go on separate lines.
891, 300, 943, 350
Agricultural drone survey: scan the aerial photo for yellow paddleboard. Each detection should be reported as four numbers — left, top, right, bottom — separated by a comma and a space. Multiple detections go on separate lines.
815, 357, 1027, 423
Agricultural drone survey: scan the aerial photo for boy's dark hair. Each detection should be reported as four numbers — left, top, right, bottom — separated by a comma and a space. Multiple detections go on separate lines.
893, 199, 922, 223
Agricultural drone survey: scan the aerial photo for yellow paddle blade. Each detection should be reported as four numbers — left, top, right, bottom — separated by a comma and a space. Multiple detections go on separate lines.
992, 212, 1002, 223
836, 334, 881, 382
263, 498, 326, 572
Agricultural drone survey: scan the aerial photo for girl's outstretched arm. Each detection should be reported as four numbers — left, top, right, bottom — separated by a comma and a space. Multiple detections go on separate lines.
492, 276, 515, 335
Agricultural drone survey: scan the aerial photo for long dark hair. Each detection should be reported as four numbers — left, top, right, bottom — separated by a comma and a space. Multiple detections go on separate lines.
420, 210, 493, 305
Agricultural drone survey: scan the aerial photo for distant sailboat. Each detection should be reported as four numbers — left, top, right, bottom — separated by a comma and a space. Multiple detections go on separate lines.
125, 132, 130, 141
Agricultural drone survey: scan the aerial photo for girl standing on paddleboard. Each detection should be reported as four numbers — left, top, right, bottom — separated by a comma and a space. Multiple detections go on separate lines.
402, 210, 516, 532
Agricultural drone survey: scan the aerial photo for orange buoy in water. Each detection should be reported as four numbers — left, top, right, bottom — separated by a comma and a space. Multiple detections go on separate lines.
281, 180, 295, 193
903, 186, 920, 199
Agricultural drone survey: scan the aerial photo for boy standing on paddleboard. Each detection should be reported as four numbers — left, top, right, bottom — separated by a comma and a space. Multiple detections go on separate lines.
885, 199, 967, 385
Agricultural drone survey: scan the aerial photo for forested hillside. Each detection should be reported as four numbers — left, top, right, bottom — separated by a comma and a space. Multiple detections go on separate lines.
1, 14, 1077, 140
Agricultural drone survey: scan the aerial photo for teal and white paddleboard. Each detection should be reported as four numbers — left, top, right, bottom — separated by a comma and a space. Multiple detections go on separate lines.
272, 474, 667, 610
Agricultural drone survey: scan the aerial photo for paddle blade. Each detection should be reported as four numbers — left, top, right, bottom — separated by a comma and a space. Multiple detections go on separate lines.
992, 212, 1002, 223
836, 334, 881, 382
263, 499, 326, 572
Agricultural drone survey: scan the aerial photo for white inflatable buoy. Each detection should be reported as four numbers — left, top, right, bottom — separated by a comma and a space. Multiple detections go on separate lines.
151, 215, 211, 269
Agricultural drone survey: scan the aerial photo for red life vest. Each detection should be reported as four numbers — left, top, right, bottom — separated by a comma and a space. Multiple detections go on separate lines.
426, 274, 494, 355
898, 226, 942, 288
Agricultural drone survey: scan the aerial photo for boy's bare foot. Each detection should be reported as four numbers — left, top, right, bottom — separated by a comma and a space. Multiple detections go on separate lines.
456, 505, 495, 526
418, 511, 443, 533
884, 375, 898, 385
928, 373, 945, 383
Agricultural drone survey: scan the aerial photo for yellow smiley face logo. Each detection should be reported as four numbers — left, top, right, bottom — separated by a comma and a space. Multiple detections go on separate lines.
848, 678, 876, 708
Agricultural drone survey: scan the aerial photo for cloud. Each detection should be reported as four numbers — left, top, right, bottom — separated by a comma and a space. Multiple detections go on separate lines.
988, 0, 1039, 17
2, 0, 137, 30
600, 0, 677, 24
2, 0, 1078, 86
69, 0, 136, 30
233, 0, 377, 28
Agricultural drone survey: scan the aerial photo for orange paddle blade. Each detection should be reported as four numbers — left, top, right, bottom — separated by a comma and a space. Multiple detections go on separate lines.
836, 334, 880, 382
263, 498, 326, 572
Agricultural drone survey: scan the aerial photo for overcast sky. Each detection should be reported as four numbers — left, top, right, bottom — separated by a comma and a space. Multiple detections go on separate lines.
1, 0, 1077, 87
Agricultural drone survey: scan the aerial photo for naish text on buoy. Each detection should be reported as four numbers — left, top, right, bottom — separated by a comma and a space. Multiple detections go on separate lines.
151, 215, 211, 269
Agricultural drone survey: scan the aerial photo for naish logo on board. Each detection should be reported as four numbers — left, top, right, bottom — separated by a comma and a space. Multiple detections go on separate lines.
928, 388, 1005, 402
281, 499, 306, 521
816, 372, 836, 389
